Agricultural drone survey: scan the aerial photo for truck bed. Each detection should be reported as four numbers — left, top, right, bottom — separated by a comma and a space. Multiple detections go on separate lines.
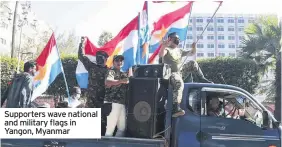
1, 137, 166, 147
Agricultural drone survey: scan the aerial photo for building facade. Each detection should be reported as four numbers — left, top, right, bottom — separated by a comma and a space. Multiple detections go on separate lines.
178, 13, 259, 59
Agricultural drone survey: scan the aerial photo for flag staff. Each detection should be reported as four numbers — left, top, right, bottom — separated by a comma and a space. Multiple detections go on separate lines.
51, 31, 71, 103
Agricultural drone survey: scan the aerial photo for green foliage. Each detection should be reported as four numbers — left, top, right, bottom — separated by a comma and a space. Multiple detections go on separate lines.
1, 56, 260, 97
241, 15, 281, 101
98, 31, 113, 47
197, 57, 260, 93
0, 56, 24, 96
241, 15, 281, 74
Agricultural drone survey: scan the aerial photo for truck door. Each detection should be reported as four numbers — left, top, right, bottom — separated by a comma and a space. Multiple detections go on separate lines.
198, 87, 280, 147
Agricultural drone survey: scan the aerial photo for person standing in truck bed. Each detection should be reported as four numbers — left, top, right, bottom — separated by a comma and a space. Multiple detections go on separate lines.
104, 55, 132, 137
159, 32, 198, 117
77, 37, 109, 135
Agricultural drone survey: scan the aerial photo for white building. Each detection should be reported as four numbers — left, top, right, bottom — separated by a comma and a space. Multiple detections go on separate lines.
179, 13, 259, 59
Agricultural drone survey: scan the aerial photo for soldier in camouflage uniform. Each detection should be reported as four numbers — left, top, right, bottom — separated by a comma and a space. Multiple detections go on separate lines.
78, 37, 109, 136
159, 32, 211, 117
104, 55, 132, 137
78, 37, 109, 108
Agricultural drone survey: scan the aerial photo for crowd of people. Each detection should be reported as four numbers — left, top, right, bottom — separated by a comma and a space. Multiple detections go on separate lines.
1, 32, 213, 137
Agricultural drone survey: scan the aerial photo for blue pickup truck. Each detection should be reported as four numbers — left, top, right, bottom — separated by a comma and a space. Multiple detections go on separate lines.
1, 83, 281, 147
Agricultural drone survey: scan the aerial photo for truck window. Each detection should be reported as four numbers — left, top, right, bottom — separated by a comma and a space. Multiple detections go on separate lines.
204, 91, 266, 128
187, 89, 201, 115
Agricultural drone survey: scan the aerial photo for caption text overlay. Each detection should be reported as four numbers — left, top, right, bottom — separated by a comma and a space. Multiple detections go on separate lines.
0, 108, 101, 139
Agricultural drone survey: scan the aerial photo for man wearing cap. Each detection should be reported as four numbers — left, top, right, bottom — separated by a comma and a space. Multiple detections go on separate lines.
159, 32, 198, 117
104, 55, 132, 137
78, 37, 109, 108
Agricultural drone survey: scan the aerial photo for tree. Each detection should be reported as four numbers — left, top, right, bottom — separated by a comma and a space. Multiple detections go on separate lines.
240, 15, 281, 120
56, 30, 79, 54
97, 31, 113, 47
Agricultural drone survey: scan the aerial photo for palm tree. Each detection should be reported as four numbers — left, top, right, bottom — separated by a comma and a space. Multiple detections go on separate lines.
240, 15, 281, 120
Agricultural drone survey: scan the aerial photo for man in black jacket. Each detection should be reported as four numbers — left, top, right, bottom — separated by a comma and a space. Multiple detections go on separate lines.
2, 61, 36, 108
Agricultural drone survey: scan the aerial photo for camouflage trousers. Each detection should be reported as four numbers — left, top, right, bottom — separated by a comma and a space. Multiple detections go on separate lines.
169, 72, 184, 104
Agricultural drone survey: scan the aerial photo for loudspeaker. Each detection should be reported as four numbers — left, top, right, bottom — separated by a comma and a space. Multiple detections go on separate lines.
132, 64, 171, 79
127, 77, 161, 138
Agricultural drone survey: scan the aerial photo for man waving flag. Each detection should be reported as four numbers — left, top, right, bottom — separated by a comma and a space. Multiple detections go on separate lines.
148, 2, 193, 63
76, 16, 139, 88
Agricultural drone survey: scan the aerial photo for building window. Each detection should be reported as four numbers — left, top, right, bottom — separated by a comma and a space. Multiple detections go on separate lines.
218, 35, 224, 40
186, 43, 192, 48
238, 27, 244, 31
196, 18, 203, 23
228, 18, 234, 23
197, 44, 204, 48
207, 35, 214, 40
189, 19, 192, 23
239, 36, 244, 40
248, 19, 255, 23
207, 44, 214, 48
0, 38, 6, 45
228, 44, 236, 48
206, 17, 213, 23
229, 53, 236, 57
219, 53, 225, 56
196, 26, 203, 31
197, 35, 203, 40
238, 18, 244, 23
207, 26, 214, 31
217, 18, 224, 23
218, 44, 225, 48
228, 36, 235, 40
228, 27, 235, 31
188, 26, 192, 31
197, 53, 204, 57
208, 53, 215, 57
217, 26, 224, 31
187, 35, 193, 40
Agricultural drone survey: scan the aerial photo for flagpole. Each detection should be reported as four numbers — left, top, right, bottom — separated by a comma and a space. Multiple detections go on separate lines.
182, 2, 194, 50
52, 32, 71, 103
137, 12, 141, 65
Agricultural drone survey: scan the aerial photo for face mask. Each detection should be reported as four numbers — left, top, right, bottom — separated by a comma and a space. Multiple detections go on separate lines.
96, 55, 106, 65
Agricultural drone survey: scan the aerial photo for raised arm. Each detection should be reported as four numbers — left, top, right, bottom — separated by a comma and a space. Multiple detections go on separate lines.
159, 39, 170, 57
181, 42, 196, 57
78, 37, 94, 71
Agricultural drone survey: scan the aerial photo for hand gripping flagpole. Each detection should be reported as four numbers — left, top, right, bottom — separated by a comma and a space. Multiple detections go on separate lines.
180, 1, 223, 70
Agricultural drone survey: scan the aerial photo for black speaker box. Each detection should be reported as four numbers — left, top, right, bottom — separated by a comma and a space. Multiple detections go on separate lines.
127, 77, 162, 138
132, 64, 171, 78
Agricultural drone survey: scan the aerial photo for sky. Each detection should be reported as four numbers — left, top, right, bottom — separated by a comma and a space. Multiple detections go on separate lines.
30, 0, 281, 45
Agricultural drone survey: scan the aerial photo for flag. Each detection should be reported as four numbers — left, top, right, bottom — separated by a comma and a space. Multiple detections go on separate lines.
148, 2, 193, 64
76, 17, 139, 88
136, 1, 150, 64
32, 33, 63, 101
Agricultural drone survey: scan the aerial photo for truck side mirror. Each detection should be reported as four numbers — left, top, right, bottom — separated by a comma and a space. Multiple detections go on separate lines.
262, 111, 269, 128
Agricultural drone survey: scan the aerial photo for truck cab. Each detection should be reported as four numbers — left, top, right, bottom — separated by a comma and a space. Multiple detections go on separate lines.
1, 83, 281, 147
169, 83, 281, 147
